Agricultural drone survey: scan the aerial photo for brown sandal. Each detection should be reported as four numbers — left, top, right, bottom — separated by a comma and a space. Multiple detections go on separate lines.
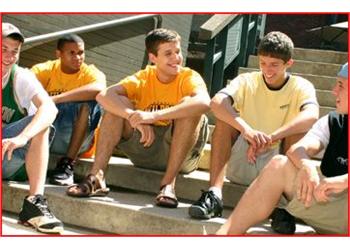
155, 185, 178, 208
66, 174, 109, 198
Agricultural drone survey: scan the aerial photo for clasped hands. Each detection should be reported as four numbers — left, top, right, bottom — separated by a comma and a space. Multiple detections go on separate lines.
127, 110, 160, 148
243, 128, 272, 164
296, 164, 347, 208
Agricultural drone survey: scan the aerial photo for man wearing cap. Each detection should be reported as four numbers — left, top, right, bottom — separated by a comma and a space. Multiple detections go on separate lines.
2, 22, 64, 234
217, 63, 348, 235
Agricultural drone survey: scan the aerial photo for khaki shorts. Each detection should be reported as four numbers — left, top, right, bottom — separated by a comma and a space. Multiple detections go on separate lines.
117, 115, 209, 174
286, 167, 348, 234
226, 136, 280, 186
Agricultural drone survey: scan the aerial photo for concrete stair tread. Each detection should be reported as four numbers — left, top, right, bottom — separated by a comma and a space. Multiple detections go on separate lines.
2, 181, 316, 235
72, 155, 247, 207
3, 181, 224, 234
2, 211, 106, 235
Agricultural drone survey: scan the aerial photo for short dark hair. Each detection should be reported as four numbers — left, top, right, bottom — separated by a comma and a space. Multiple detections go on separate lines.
145, 28, 181, 55
57, 34, 84, 51
7, 33, 24, 43
257, 31, 294, 62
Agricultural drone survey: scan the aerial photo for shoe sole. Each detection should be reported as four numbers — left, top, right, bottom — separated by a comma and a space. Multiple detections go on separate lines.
49, 177, 74, 186
19, 220, 64, 234
188, 206, 211, 220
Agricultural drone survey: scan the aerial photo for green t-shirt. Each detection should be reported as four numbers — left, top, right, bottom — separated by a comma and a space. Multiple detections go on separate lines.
2, 65, 27, 125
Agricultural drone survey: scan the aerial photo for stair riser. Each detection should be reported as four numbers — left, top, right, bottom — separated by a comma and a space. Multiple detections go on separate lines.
293, 48, 348, 64
248, 55, 343, 76
72, 160, 246, 208
2, 184, 222, 235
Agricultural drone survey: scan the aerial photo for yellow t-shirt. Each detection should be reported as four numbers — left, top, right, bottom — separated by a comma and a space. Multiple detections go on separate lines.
31, 59, 106, 96
119, 65, 207, 126
224, 71, 318, 135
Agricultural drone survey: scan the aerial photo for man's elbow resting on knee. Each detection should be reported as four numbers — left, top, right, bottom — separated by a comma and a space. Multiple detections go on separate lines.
96, 92, 106, 106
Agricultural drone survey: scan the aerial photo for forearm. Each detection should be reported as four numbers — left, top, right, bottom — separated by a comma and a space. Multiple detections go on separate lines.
329, 174, 348, 190
271, 105, 319, 142
53, 82, 105, 103
211, 96, 252, 134
286, 142, 320, 170
96, 90, 134, 119
155, 95, 210, 121
20, 103, 58, 140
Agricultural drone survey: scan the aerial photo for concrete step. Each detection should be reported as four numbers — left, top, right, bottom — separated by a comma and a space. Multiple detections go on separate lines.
320, 106, 335, 118
2, 211, 106, 235
238, 67, 336, 91
317, 90, 335, 108
2, 181, 316, 235
187, 48, 347, 68
70, 156, 246, 208
248, 55, 342, 77
293, 48, 347, 64
2, 181, 225, 235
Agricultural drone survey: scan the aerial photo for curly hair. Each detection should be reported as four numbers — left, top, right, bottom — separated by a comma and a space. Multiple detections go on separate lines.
257, 31, 294, 62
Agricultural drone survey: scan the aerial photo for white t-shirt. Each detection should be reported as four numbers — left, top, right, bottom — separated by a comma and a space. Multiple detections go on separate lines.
2, 66, 47, 116
304, 114, 330, 148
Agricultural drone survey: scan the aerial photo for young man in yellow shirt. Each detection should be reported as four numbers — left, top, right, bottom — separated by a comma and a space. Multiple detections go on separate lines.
66, 28, 210, 208
32, 34, 106, 186
217, 63, 348, 235
189, 31, 319, 234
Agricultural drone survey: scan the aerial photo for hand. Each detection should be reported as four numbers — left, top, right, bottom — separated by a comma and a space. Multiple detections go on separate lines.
296, 163, 320, 207
246, 143, 270, 164
2, 135, 30, 161
242, 128, 271, 149
135, 124, 155, 147
246, 144, 257, 164
129, 110, 158, 127
314, 176, 348, 203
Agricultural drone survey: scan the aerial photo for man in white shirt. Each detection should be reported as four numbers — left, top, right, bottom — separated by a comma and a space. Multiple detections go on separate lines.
2, 22, 64, 234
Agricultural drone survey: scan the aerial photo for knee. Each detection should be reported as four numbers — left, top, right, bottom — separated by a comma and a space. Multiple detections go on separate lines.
30, 127, 50, 145
38, 126, 50, 137
265, 155, 288, 172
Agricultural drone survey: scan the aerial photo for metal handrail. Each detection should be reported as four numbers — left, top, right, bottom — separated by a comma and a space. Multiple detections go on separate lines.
23, 14, 162, 50
199, 14, 238, 41
198, 14, 263, 96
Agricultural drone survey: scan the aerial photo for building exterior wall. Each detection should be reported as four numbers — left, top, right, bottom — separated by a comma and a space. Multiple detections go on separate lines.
265, 14, 348, 51
3, 14, 193, 86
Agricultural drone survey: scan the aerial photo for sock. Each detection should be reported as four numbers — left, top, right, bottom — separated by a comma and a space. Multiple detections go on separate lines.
26, 195, 36, 202
209, 186, 222, 200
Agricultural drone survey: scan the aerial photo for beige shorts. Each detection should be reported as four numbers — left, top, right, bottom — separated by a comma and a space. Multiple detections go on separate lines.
286, 167, 348, 234
117, 115, 209, 174
226, 136, 280, 186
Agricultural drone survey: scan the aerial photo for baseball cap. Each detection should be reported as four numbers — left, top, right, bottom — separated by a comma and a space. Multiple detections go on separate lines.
337, 62, 348, 79
2, 22, 25, 43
